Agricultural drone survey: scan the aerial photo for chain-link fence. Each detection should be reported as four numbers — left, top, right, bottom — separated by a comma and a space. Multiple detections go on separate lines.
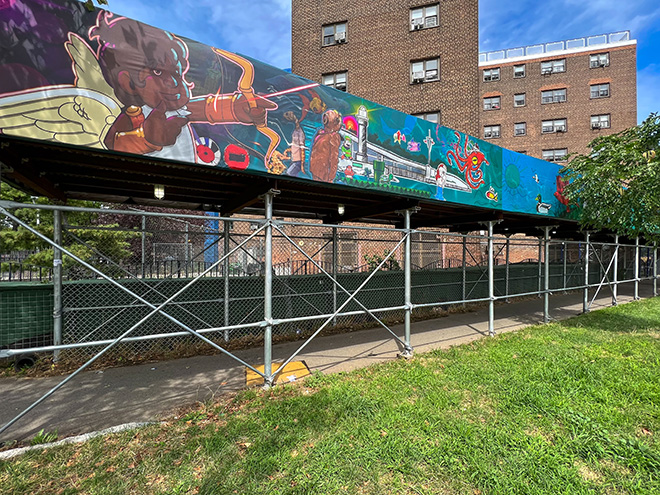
1, 203, 658, 373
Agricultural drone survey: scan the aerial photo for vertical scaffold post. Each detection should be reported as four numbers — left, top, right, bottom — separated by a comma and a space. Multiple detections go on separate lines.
53, 209, 63, 361
488, 222, 495, 337
462, 235, 467, 307
612, 235, 619, 306
505, 235, 510, 303
332, 226, 338, 327
402, 209, 414, 357
544, 227, 551, 324
583, 232, 590, 313
223, 220, 230, 340
263, 192, 274, 387
654, 243, 658, 297
634, 237, 640, 300
537, 236, 543, 297
141, 215, 146, 279
562, 242, 567, 290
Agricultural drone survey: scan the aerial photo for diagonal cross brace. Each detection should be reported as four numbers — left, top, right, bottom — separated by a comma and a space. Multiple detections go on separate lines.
588, 244, 619, 309
273, 224, 407, 347
269, 234, 409, 384
0, 207, 268, 436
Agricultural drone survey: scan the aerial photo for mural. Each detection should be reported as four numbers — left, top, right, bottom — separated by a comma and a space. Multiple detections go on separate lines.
0, 0, 576, 220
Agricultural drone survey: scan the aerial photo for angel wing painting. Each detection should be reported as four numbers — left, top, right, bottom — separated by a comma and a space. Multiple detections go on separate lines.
0, 33, 120, 148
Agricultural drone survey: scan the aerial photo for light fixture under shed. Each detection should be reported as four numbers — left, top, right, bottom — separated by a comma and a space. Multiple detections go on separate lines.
154, 184, 165, 200
337, 204, 345, 216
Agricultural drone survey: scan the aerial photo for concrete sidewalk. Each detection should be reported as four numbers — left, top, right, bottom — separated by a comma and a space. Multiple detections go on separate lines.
0, 283, 653, 444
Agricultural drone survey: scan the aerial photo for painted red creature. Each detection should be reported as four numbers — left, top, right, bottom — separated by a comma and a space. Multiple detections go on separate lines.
554, 175, 571, 212
445, 131, 489, 190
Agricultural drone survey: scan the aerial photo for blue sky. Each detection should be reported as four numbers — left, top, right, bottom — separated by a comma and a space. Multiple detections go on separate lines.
101, 0, 659, 123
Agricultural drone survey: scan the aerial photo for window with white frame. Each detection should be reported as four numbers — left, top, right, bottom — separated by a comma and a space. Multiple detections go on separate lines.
411, 58, 439, 83
590, 52, 610, 68
513, 64, 526, 78
514, 93, 526, 107
541, 88, 567, 104
514, 122, 526, 136
483, 96, 501, 110
541, 59, 566, 74
542, 118, 567, 133
483, 68, 500, 82
322, 22, 347, 46
414, 111, 441, 123
410, 4, 439, 30
483, 125, 500, 139
542, 148, 568, 162
591, 114, 611, 129
590, 83, 610, 99
322, 71, 347, 91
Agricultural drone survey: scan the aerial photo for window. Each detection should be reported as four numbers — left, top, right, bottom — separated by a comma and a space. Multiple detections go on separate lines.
514, 122, 526, 136
590, 52, 610, 68
542, 118, 567, 133
322, 71, 347, 91
541, 88, 567, 104
410, 4, 439, 30
541, 59, 566, 74
542, 148, 568, 162
483, 125, 500, 139
483, 96, 501, 110
514, 93, 526, 107
483, 68, 500, 82
590, 83, 610, 99
411, 58, 439, 83
513, 64, 526, 78
591, 114, 611, 129
322, 22, 347, 46
414, 111, 441, 124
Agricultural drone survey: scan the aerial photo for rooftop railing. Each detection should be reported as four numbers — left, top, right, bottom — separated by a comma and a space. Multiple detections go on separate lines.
479, 30, 631, 64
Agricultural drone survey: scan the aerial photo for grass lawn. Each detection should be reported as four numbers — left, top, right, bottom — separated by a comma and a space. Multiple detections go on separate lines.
2, 298, 660, 494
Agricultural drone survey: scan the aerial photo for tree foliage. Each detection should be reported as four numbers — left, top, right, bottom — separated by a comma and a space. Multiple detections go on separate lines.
0, 182, 136, 275
563, 113, 660, 240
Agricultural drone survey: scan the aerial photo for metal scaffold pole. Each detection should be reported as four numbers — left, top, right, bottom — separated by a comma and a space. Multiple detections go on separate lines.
634, 237, 640, 300
544, 227, 550, 324
224, 220, 231, 339
612, 235, 619, 306
332, 226, 338, 326
505, 235, 510, 302
537, 236, 543, 297
53, 209, 63, 361
487, 222, 495, 337
263, 192, 275, 387
654, 243, 658, 297
462, 236, 467, 307
402, 209, 413, 357
583, 232, 590, 313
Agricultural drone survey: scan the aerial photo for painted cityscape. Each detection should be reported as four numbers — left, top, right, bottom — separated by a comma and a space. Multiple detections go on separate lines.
0, 0, 575, 220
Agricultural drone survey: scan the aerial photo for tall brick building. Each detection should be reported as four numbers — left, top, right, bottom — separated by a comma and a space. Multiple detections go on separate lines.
291, 0, 480, 137
479, 32, 637, 160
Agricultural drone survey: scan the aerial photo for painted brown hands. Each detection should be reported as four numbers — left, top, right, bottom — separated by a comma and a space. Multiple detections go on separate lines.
212, 48, 280, 169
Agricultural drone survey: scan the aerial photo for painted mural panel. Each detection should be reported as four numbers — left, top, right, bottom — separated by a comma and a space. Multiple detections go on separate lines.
0, 0, 572, 220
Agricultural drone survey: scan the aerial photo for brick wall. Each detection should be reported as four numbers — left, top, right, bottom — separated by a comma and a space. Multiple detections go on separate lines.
291, 0, 480, 136
478, 44, 637, 160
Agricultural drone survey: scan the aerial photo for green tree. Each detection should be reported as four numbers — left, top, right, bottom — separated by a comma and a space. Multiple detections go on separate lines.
363, 250, 401, 271
1, 182, 137, 277
563, 113, 660, 240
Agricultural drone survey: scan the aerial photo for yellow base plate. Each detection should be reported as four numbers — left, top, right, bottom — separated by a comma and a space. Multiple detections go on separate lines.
245, 361, 311, 387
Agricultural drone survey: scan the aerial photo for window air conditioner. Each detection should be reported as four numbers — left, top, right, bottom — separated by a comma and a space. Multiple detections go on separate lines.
336, 83, 347, 91
425, 16, 438, 28
599, 61, 607, 67
412, 71, 424, 83
592, 123, 601, 129
425, 70, 438, 80
492, 104, 500, 109
555, 126, 566, 133
335, 32, 346, 42
412, 19, 423, 29
542, 68, 552, 75
515, 129, 525, 136
590, 61, 599, 68
484, 132, 492, 138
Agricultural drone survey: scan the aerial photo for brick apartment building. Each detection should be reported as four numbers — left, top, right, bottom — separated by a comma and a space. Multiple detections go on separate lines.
291, 0, 480, 136
479, 31, 637, 161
